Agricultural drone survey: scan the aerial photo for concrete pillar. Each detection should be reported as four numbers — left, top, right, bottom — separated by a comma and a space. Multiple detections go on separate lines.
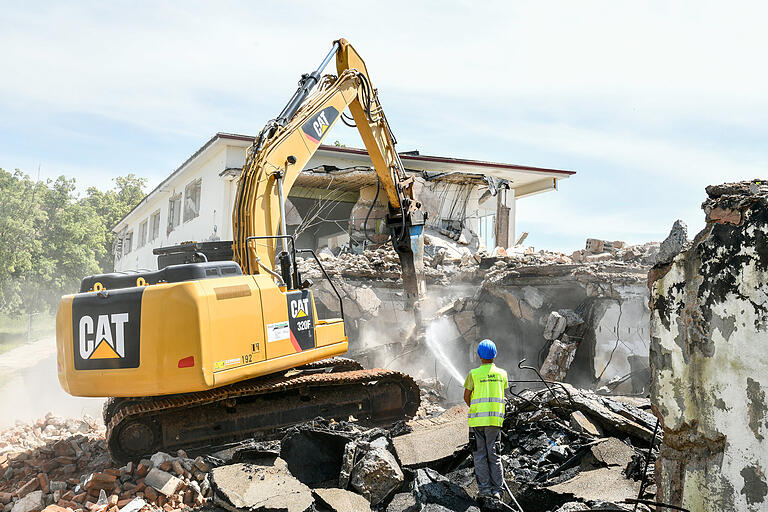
649, 180, 768, 511
495, 188, 515, 249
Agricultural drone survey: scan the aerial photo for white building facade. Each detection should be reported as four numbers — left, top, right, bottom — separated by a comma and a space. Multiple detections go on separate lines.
113, 133, 574, 272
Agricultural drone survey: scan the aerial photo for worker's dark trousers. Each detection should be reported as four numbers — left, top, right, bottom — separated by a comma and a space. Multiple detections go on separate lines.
471, 426, 504, 496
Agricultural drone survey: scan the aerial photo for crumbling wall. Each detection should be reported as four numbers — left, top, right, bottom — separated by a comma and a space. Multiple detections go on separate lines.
477, 268, 649, 387
305, 248, 652, 390
649, 180, 768, 511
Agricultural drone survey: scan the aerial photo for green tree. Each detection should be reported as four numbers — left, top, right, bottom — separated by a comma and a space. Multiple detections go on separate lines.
82, 174, 146, 272
0, 170, 146, 315
0, 169, 47, 313
24, 176, 106, 312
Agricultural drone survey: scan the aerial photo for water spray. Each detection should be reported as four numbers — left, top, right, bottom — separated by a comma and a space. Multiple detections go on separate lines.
424, 318, 465, 384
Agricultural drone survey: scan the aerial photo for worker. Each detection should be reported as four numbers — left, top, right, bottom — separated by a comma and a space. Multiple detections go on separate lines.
464, 339, 508, 503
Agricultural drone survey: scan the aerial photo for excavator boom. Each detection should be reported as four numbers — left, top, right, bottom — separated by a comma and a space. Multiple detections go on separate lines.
232, 39, 426, 307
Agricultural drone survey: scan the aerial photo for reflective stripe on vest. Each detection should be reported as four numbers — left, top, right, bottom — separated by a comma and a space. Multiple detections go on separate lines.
468, 363, 507, 428
470, 397, 505, 405
468, 411, 505, 419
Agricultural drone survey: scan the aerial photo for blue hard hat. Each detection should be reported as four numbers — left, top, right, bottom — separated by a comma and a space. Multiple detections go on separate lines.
477, 339, 497, 359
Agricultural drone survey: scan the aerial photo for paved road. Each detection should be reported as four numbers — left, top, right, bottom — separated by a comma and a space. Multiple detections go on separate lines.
0, 337, 104, 428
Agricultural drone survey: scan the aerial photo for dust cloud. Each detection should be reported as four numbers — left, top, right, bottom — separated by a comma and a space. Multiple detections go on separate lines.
0, 337, 104, 428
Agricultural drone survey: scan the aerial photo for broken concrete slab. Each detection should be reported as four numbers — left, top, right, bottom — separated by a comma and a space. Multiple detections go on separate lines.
544, 311, 567, 340
10, 491, 43, 512
569, 411, 602, 437
349, 446, 404, 505
590, 438, 635, 468
412, 468, 479, 512
211, 460, 314, 512
386, 492, 419, 512
547, 383, 658, 443
539, 337, 578, 381
547, 467, 639, 503
655, 219, 687, 265
116, 498, 146, 512
313, 488, 372, 512
554, 504, 590, 512
280, 428, 350, 485
392, 405, 468, 468
144, 468, 182, 497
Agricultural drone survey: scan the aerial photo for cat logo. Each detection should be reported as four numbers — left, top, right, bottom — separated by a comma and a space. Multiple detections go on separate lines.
301, 106, 339, 144
78, 313, 129, 360
72, 287, 142, 370
290, 297, 310, 319
285, 290, 315, 351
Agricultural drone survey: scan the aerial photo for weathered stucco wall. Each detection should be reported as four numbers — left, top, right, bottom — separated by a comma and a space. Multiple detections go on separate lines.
649, 180, 768, 511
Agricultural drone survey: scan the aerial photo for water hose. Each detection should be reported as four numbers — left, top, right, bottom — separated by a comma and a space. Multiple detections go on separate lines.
503, 480, 525, 512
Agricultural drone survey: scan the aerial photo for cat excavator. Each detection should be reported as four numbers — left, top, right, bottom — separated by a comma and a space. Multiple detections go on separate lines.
55, 39, 426, 462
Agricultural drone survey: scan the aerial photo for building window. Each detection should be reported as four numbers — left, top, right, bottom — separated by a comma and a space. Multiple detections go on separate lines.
124, 231, 133, 255
168, 194, 181, 234
150, 210, 161, 241
183, 178, 202, 223
478, 214, 495, 251
138, 220, 148, 248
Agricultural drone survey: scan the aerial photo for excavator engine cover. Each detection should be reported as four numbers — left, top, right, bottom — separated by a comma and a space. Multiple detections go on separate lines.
57, 263, 348, 398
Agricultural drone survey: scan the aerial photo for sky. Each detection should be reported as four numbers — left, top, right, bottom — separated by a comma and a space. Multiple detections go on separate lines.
1, 1, 767, 252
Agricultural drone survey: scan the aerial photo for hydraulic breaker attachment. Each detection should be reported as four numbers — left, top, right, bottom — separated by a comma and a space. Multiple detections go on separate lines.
387, 208, 427, 316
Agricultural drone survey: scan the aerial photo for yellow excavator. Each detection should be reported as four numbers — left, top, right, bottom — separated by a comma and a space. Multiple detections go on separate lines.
55, 39, 426, 462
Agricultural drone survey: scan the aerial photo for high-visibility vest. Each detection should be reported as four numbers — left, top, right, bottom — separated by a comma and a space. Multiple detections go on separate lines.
467, 363, 508, 428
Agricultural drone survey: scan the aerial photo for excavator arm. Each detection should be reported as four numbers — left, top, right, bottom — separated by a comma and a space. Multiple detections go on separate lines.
232, 39, 426, 307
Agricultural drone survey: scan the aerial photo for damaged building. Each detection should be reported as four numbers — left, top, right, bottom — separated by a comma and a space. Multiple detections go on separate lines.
111, 132, 574, 271
109, 132, 661, 394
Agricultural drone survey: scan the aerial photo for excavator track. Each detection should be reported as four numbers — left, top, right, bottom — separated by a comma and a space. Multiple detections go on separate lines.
101, 357, 363, 426
105, 362, 419, 463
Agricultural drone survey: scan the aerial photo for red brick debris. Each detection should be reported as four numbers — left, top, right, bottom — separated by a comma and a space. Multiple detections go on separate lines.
0, 415, 212, 512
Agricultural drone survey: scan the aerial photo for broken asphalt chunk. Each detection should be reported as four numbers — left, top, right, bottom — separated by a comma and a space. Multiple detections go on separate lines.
313, 488, 372, 512
211, 460, 313, 512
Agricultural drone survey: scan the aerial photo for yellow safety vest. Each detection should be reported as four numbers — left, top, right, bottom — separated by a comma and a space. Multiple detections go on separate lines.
467, 363, 508, 428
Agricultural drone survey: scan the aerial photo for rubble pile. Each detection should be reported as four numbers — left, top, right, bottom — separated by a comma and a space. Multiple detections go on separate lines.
0, 380, 662, 512
569, 239, 659, 266
300, 238, 657, 290
0, 415, 213, 512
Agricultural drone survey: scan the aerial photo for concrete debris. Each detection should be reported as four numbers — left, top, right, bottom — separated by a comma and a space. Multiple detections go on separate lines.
385, 492, 418, 512
392, 405, 468, 468
554, 504, 590, 512
10, 491, 42, 512
654, 219, 687, 265
569, 411, 602, 437
280, 428, 350, 485
0, 414, 212, 512
1, 383, 661, 512
348, 445, 404, 505
313, 487, 372, 512
115, 498, 145, 512
543, 311, 567, 341
588, 438, 635, 468
546, 467, 639, 504
211, 460, 313, 512
411, 468, 479, 512
143, 469, 181, 497
539, 337, 579, 381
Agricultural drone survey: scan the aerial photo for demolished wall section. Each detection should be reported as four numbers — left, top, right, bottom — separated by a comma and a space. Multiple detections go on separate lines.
649, 180, 768, 511
302, 246, 652, 390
